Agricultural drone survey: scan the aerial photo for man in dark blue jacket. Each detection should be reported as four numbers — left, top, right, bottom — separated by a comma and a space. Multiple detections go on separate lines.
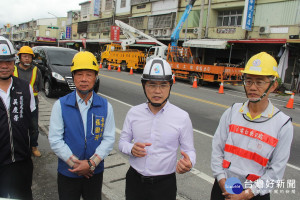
0, 36, 36, 199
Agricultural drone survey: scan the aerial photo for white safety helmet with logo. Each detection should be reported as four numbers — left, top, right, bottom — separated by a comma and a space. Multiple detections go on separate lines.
0, 36, 16, 62
141, 58, 173, 107
242, 52, 278, 103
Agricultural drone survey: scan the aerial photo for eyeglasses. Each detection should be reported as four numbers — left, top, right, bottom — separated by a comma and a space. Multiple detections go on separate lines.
145, 83, 170, 90
243, 80, 270, 88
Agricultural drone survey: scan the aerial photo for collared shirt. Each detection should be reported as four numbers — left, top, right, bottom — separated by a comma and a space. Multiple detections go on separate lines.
239, 100, 276, 121
49, 91, 115, 163
119, 101, 196, 176
0, 77, 35, 112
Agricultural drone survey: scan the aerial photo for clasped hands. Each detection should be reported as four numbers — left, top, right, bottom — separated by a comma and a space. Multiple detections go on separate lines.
68, 159, 95, 179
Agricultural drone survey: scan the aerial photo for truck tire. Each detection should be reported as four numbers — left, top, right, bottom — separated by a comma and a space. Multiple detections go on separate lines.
121, 61, 128, 71
189, 73, 198, 85
102, 60, 108, 68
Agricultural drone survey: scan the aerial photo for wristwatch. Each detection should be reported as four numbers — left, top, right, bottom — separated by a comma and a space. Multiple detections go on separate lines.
87, 160, 95, 171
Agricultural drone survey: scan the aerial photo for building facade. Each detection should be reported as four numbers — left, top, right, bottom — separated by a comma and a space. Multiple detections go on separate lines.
1, 0, 299, 89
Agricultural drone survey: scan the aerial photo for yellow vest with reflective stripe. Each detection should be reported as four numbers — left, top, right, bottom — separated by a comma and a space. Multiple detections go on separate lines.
13, 65, 38, 96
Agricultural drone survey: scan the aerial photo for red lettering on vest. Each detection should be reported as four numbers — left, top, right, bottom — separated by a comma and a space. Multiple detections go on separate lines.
229, 124, 278, 147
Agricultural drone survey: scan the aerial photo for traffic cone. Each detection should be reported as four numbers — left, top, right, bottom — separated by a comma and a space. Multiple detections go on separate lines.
117, 65, 121, 72
130, 67, 133, 75
108, 64, 111, 71
192, 76, 197, 88
218, 82, 224, 94
172, 74, 176, 84
99, 63, 102, 69
285, 93, 295, 109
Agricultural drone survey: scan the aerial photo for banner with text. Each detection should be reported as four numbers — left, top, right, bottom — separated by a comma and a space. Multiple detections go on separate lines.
94, 0, 100, 16
110, 26, 120, 41
242, 0, 256, 31
66, 26, 72, 39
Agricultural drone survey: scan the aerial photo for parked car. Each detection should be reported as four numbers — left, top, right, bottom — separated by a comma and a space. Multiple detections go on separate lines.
32, 46, 100, 97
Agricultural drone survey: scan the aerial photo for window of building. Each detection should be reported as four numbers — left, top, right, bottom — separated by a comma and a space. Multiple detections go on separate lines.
121, 0, 126, 8
217, 10, 243, 27
81, 4, 90, 17
148, 13, 174, 29
99, 19, 112, 32
137, 4, 146, 9
46, 30, 50, 36
88, 23, 98, 33
129, 17, 144, 30
106, 0, 113, 10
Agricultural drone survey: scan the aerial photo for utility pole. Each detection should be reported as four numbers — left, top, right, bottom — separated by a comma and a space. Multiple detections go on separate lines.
205, 0, 212, 38
48, 12, 60, 47
198, 0, 205, 39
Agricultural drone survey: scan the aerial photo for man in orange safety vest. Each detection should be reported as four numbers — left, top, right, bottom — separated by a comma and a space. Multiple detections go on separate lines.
14, 46, 43, 157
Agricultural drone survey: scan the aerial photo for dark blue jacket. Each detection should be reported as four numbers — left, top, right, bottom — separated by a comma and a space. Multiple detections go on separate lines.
58, 90, 107, 178
0, 77, 32, 166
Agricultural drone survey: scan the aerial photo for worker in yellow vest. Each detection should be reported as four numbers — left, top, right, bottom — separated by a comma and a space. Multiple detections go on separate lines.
14, 46, 43, 157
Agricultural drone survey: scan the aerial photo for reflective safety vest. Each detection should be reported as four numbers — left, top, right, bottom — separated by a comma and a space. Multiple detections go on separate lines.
222, 103, 290, 182
13, 65, 38, 96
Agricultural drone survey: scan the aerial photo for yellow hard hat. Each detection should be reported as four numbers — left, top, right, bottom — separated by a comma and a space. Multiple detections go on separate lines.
17, 46, 34, 56
71, 51, 99, 73
241, 52, 279, 78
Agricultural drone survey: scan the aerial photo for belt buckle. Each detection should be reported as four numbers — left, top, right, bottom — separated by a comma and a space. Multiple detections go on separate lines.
141, 176, 155, 184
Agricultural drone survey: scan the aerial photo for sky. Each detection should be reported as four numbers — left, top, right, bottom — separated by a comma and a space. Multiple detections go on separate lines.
0, 0, 84, 28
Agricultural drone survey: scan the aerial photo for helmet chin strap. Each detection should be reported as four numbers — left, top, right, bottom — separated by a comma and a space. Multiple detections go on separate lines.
0, 75, 12, 80
76, 82, 97, 101
246, 79, 275, 103
149, 97, 168, 107
142, 83, 172, 107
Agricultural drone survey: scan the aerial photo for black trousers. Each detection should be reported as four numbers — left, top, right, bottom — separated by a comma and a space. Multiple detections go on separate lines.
30, 104, 39, 147
126, 166, 177, 200
210, 179, 270, 200
0, 159, 33, 200
57, 172, 103, 200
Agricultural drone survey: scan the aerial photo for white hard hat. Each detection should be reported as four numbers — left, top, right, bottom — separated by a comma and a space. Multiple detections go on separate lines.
141, 58, 172, 82
0, 36, 16, 61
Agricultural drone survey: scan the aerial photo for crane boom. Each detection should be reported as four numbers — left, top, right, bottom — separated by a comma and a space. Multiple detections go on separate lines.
115, 20, 167, 48
170, 0, 196, 47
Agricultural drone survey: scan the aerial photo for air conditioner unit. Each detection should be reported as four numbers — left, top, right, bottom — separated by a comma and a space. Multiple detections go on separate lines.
259, 26, 270, 34
193, 28, 199, 34
154, 29, 162, 37
162, 29, 172, 36
81, 33, 87, 38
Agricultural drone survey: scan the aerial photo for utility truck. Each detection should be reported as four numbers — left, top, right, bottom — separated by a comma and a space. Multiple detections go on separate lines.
150, 0, 243, 85
101, 43, 146, 71
101, 20, 167, 71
